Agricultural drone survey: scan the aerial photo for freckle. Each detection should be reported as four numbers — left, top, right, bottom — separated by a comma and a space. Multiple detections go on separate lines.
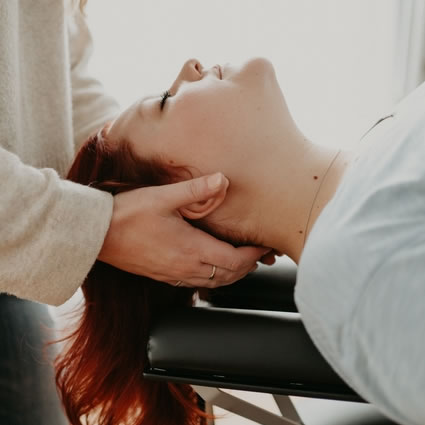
299, 230, 303, 234
313, 176, 318, 180
169, 160, 174, 164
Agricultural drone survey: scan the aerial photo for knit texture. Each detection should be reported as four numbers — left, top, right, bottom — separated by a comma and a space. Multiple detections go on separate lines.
0, 0, 119, 305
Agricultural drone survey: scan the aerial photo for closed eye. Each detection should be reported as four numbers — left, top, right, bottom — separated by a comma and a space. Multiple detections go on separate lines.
160, 90, 171, 111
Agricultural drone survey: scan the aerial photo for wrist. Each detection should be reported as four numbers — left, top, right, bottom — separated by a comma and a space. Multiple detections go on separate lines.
97, 194, 121, 264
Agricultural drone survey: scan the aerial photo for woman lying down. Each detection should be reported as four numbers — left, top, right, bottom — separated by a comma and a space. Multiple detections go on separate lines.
57, 58, 425, 425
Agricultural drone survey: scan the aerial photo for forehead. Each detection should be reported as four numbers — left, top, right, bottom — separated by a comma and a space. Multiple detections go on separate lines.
108, 95, 159, 140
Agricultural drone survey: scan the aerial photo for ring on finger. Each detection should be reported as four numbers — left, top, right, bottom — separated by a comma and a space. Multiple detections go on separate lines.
208, 265, 217, 280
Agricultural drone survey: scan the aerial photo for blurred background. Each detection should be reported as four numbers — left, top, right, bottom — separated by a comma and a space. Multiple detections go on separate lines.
83, 0, 424, 149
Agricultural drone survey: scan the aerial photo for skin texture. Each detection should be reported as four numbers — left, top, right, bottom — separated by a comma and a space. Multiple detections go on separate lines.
99, 172, 270, 287
108, 57, 353, 265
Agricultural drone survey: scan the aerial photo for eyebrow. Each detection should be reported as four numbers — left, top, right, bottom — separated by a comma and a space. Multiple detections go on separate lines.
136, 95, 158, 120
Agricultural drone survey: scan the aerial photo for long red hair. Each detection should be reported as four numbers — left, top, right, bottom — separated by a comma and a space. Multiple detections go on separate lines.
55, 129, 208, 425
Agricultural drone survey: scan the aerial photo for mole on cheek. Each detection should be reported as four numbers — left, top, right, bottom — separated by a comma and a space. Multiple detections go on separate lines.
169, 160, 175, 164
314, 176, 318, 180
299, 230, 303, 234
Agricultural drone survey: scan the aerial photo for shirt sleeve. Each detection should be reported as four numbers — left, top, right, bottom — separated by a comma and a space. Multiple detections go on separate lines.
0, 147, 113, 306
68, 6, 120, 150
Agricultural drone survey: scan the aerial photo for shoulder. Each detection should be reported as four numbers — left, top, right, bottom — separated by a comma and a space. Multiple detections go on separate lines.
295, 84, 425, 423
302, 80, 425, 266
296, 83, 425, 338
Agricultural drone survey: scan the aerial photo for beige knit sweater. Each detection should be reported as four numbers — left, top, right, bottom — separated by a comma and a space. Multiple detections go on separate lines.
0, 1, 119, 306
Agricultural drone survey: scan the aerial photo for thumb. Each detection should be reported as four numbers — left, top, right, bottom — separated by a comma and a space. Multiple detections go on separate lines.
160, 173, 229, 210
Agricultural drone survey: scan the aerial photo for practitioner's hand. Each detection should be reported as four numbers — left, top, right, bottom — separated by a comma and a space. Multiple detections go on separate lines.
259, 249, 282, 266
98, 173, 271, 288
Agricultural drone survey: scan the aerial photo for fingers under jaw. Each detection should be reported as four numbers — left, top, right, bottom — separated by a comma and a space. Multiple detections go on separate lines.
260, 251, 277, 265
203, 245, 271, 272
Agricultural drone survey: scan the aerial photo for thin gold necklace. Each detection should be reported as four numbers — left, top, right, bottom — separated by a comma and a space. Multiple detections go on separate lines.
302, 149, 341, 248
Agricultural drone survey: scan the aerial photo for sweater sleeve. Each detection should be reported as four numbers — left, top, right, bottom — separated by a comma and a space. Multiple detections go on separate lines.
0, 147, 113, 306
68, 7, 120, 150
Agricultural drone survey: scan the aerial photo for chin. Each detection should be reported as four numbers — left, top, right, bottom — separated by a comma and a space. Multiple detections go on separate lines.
226, 57, 276, 83
244, 57, 276, 78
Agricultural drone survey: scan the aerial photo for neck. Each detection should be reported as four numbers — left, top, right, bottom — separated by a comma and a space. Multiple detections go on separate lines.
251, 136, 352, 264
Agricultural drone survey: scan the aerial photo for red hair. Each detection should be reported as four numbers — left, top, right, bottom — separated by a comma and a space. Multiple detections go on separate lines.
55, 129, 209, 425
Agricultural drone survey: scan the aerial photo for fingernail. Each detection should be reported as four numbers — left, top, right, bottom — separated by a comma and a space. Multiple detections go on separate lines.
207, 173, 224, 191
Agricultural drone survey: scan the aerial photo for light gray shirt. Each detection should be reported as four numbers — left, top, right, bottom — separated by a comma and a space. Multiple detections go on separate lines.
296, 82, 425, 425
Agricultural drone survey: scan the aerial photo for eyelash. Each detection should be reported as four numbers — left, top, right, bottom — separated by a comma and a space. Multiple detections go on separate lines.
160, 90, 171, 111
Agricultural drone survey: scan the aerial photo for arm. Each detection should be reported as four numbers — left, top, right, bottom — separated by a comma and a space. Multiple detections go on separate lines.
0, 148, 113, 306
68, 6, 119, 150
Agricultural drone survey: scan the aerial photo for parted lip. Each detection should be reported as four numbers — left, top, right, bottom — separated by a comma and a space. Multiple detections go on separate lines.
213, 64, 222, 79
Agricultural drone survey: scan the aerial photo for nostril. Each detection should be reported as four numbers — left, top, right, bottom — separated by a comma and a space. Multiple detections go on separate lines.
194, 61, 202, 74
182, 59, 203, 80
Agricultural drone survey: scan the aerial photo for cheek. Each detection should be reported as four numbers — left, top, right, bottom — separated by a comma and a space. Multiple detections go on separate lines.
169, 93, 221, 143
160, 85, 259, 170
174, 87, 247, 141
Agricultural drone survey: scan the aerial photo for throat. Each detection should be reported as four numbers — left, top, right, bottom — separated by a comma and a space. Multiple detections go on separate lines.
257, 147, 352, 264
303, 149, 342, 246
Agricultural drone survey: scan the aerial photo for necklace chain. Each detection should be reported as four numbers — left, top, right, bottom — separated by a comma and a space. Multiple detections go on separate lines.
302, 149, 341, 248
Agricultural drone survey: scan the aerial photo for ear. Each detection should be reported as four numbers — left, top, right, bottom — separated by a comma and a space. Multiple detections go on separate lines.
178, 180, 228, 220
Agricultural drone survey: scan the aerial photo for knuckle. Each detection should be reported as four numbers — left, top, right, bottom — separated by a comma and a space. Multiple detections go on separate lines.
182, 245, 198, 259
229, 258, 244, 271
218, 272, 234, 286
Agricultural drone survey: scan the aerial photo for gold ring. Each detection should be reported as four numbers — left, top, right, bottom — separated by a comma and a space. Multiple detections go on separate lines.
208, 265, 217, 280
175, 280, 183, 287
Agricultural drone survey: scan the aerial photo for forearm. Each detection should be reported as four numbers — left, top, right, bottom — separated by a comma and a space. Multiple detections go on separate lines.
0, 148, 113, 306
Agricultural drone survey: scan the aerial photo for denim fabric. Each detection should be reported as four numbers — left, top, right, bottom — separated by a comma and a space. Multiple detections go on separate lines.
0, 294, 67, 425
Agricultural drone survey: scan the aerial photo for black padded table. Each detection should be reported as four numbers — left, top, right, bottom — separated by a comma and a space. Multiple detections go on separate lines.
145, 306, 360, 401
144, 260, 398, 425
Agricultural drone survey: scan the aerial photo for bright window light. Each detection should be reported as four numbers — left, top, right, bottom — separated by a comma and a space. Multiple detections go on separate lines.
86, 0, 398, 148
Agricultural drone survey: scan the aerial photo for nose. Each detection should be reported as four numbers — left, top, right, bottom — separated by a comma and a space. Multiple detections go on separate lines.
170, 59, 203, 93
180, 58, 203, 81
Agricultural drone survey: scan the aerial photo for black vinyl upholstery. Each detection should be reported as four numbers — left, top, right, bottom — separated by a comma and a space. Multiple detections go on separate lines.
145, 259, 399, 424
204, 260, 298, 312
145, 259, 361, 401
146, 306, 360, 401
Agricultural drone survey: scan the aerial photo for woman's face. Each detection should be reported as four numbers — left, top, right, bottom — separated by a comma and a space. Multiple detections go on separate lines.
108, 57, 286, 177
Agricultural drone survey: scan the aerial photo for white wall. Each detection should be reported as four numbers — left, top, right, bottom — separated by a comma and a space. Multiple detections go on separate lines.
392, 0, 425, 101
86, 0, 398, 147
